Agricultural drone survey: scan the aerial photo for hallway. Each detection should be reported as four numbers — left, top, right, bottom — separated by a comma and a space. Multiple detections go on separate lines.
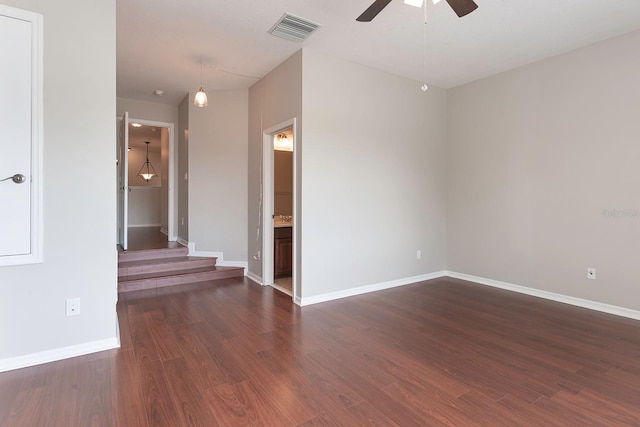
125, 227, 181, 251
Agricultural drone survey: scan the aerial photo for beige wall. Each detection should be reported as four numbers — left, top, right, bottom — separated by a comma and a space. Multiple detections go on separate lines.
0, 0, 117, 363
160, 127, 169, 231
446, 30, 640, 310
178, 95, 189, 242
188, 89, 248, 261
301, 50, 448, 299
248, 50, 303, 288
127, 144, 161, 186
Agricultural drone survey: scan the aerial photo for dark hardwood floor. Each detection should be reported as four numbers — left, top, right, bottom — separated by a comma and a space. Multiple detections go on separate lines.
126, 227, 183, 251
1, 277, 640, 426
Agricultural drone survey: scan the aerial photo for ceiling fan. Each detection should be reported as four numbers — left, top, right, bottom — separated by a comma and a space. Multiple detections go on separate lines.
356, 0, 478, 22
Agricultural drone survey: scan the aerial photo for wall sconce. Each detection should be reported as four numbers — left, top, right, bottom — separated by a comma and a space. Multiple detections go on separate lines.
274, 133, 293, 152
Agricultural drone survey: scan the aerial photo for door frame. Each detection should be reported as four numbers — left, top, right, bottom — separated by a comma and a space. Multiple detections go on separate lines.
127, 118, 177, 241
117, 112, 129, 250
117, 117, 177, 244
262, 119, 297, 302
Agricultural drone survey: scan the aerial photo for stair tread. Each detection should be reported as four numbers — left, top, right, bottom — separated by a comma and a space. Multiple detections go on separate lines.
118, 256, 216, 268
119, 265, 243, 282
119, 246, 187, 255
118, 246, 188, 262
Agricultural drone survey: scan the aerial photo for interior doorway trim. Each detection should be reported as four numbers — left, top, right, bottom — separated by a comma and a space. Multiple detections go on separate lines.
128, 118, 177, 241
262, 118, 297, 302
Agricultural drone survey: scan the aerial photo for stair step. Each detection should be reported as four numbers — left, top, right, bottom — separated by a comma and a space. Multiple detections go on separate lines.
118, 266, 244, 293
118, 246, 188, 262
118, 256, 216, 277
119, 266, 218, 281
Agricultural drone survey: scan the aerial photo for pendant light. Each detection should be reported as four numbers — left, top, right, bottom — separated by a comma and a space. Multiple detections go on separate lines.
420, 0, 429, 91
137, 141, 158, 182
194, 62, 208, 107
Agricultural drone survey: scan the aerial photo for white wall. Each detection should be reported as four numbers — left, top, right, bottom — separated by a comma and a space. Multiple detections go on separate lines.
128, 144, 162, 227
248, 51, 303, 289
128, 187, 162, 227
127, 145, 161, 186
0, 0, 118, 367
188, 89, 248, 262
116, 97, 178, 126
447, 30, 640, 311
301, 50, 448, 299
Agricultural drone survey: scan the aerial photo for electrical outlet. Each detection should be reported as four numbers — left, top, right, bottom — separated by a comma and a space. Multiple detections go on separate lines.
181, 217, 185, 226
587, 268, 596, 280
66, 298, 81, 316
416, 250, 422, 260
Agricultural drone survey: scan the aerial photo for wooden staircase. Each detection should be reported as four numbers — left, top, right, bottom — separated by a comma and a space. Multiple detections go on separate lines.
118, 245, 244, 293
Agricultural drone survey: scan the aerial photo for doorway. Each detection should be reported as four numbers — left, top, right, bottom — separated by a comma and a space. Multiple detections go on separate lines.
263, 119, 297, 300
117, 115, 176, 251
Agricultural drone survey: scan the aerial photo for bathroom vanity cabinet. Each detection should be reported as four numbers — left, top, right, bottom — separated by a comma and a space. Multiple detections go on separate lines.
274, 226, 292, 278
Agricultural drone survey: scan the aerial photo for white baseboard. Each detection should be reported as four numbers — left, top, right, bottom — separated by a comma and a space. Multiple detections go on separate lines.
294, 296, 303, 306
128, 223, 162, 228
298, 271, 447, 307
217, 260, 248, 269
187, 244, 248, 275
0, 336, 120, 373
160, 228, 168, 236
246, 271, 263, 285
176, 237, 188, 247
189, 248, 221, 258
445, 271, 640, 321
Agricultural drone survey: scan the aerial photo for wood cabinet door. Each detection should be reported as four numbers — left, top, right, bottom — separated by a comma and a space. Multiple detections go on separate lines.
274, 238, 292, 278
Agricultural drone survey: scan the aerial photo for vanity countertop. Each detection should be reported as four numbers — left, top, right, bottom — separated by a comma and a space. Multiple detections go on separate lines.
274, 215, 292, 228
274, 222, 293, 228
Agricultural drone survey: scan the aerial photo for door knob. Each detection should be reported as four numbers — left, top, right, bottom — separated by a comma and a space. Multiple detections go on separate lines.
1, 174, 26, 184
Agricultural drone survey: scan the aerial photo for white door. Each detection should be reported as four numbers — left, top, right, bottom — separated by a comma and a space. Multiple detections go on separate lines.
117, 112, 129, 250
0, 11, 35, 259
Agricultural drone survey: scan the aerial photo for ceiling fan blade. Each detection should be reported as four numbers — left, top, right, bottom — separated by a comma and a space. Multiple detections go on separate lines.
444, 0, 478, 17
356, 0, 393, 22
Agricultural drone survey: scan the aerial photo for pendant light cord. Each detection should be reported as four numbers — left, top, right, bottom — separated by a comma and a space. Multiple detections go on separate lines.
422, 2, 428, 91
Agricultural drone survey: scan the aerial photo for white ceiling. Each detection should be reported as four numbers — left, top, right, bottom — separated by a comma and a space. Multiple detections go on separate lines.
117, 0, 640, 106
128, 124, 161, 150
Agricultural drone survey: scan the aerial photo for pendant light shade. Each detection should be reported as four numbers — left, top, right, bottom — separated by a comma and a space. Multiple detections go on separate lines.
137, 141, 158, 182
194, 86, 208, 107
194, 62, 208, 107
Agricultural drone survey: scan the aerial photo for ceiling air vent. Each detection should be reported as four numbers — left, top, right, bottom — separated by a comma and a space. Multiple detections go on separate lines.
268, 13, 321, 43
